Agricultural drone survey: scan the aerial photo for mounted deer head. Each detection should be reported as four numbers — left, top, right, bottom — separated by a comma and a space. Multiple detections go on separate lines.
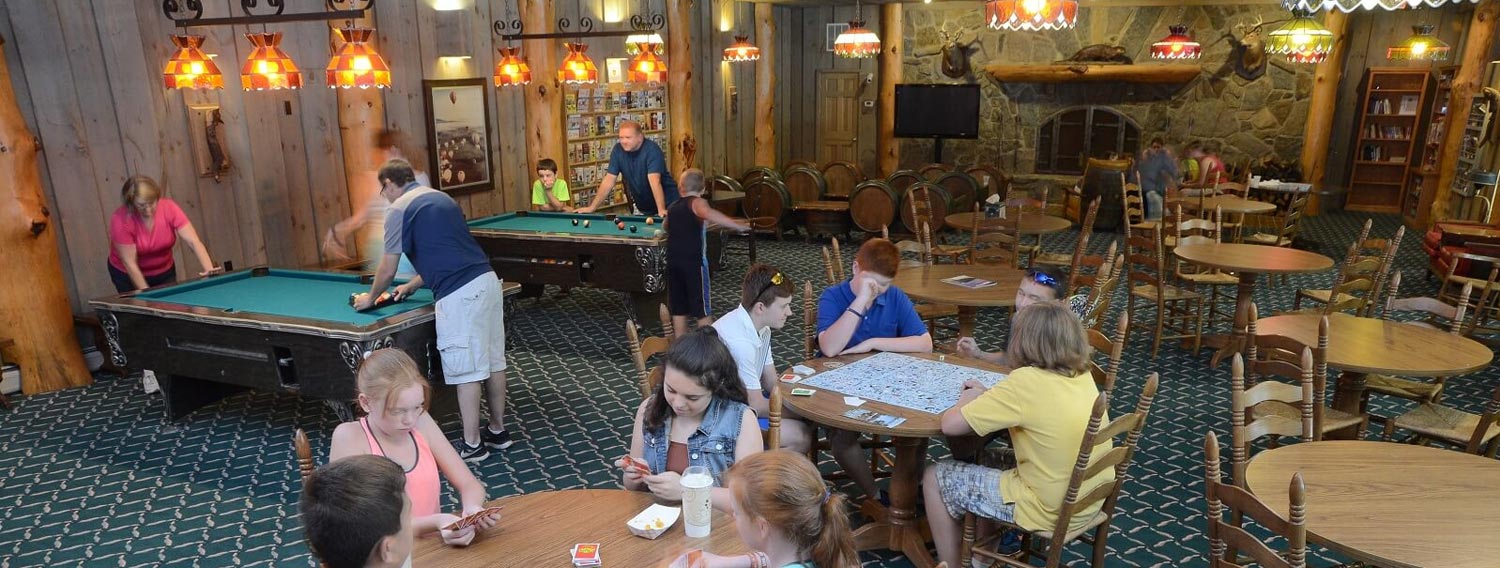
915, 24, 979, 79
1225, 16, 1268, 80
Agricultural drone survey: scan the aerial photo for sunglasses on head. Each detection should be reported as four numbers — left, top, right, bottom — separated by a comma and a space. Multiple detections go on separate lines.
1027, 269, 1060, 288
752, 272, 785, 304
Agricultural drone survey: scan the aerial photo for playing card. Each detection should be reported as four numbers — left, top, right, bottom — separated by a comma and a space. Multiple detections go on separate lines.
443, 505, 504, 531
571, 543, 601, 567
791, 388, 816, 396
619, 455, 652, 474
778, 372, 801, 383
792, 364, 816, 376
843, 396, 866, 407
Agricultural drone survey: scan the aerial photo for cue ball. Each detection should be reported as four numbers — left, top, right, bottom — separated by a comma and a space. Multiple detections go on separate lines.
572, 219, 579, 226
653, 229, 662, 236
645, 217, 654, 225
583, 220, 590, 227
629, 225, 638, 233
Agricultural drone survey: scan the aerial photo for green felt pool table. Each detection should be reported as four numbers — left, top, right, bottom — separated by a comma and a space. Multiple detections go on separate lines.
469, 211, 667, 317
90, 267, 516, 421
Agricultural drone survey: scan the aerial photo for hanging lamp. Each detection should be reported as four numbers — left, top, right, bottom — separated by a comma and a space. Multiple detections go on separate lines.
833, 1, 880, 59
1282, 0, 1476, 12
1150, 24, 1202, 60
628, 42, 668, 84
326, 27, 391, 89
1387, 24, 1450, 61
986, 0, 1079, 31
163, 35, 224, 90
240, 32, 302, 90
625, 32, 664, 55
1266, 10, 1335, 62
1287, 48, 1328, 64
493, 46, 532, 87
723, 35, 761, 63
558, 42, 599, 85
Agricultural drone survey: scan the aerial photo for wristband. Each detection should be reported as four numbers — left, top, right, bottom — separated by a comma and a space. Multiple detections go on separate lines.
845, 307, 865, 319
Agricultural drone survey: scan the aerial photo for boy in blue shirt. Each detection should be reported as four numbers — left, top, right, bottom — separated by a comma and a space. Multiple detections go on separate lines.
816, 238, 932, 501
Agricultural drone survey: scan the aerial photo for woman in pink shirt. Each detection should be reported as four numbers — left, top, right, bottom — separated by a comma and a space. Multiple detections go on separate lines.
107, 176, 218, 292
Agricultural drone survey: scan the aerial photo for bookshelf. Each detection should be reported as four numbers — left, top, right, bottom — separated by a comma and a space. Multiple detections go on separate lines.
1404, 66, 1456, 230
564, 84, 670, 211
1347, 68, 1433, 214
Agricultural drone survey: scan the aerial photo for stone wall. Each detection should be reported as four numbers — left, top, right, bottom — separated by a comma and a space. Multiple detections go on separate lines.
899, 4, 1313, 177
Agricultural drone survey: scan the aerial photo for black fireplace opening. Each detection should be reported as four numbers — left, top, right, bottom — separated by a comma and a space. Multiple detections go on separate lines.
1035, 106, 1142, 175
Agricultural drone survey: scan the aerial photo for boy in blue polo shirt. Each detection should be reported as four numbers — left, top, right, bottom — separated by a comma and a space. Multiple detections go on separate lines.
816, 238, 932, 502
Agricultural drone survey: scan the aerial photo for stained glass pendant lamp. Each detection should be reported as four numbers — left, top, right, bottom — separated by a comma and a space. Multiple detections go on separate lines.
1150, 24, 1202, 60
1266, 10, 1335, 63
241, 32, 302, 90
628, 42, 668, 84
986, 0, 1079, 31
723, 35, 760, 63
164, 35, 224, 90
1387, 24, 1450, 61
493, 46, 532, 87
558, 42, 599, 85
326, 27, 391, 89
1282, 0, 1476, 12
625, 32, 664, 56
833, 1, 880, 59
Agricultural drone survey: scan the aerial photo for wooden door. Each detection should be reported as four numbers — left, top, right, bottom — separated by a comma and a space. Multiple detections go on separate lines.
816, 71, 860, 165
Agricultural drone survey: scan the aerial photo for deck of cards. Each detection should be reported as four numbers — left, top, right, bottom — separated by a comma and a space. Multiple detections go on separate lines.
442, 506, 504, 531
619, 454, 652, 475
571, 543, 601, 566
843, 408, 907, 428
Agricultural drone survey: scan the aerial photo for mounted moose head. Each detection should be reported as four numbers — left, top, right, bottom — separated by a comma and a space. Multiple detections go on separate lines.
915, 24, 979, 79
1224, 16, 1268, 81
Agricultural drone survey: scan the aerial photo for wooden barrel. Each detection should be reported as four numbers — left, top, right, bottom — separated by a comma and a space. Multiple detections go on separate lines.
740, 166, 781, 186
707, 175, 744, 217
781, 165, 827, 203
919, 163, 950, 180
900, 181, 957, 234
782, 160, 816, 175
742, 177, 793, 229
848, 180, 899, 234
933, 171, 979, 213
820, 160, 863, 200
887, 170, 922, 194
966, 165, 1010, 199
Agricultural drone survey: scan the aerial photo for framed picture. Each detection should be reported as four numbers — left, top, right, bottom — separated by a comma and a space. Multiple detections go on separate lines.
423, 78, 494, 195
826, 23, 848, 51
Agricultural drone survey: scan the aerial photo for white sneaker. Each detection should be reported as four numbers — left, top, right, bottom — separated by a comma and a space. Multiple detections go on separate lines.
142, 370, 160, 394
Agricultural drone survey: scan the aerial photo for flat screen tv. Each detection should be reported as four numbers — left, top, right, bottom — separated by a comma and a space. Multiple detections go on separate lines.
894, 84, 980, 139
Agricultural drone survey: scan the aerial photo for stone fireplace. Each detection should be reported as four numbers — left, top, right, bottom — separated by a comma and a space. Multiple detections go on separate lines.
1035, 106, 1142, 175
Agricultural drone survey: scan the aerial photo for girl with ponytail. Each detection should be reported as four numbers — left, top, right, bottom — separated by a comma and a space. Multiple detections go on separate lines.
669, 450, 858, 568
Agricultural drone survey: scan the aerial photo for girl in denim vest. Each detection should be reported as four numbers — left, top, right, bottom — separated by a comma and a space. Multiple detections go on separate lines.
618, 328, 763, 505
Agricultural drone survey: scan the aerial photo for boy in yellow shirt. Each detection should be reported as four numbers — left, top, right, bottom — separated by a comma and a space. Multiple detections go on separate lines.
922, 302, 1114, 566
531, 158, 571, 211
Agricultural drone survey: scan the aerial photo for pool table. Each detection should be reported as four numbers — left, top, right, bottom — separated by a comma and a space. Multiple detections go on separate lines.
90, 267, 516, 421
469, 211, 667, 318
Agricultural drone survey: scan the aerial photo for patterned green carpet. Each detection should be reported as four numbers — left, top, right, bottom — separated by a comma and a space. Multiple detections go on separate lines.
1, 212, 1493, 567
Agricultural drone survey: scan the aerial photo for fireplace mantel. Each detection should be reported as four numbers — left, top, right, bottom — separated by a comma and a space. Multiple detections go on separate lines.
984, 63, 1201, 84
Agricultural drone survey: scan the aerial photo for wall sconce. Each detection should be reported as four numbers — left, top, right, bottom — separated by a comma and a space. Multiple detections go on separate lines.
603, 0, 626, 23
436, 8, 473, 62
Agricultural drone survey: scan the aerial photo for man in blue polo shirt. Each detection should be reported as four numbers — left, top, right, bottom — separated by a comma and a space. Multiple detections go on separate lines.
355, 158, 513, 463
816, 237, 932, 503
577, 120, 677, 216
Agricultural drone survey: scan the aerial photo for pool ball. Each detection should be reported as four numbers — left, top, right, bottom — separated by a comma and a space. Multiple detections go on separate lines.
645, 217, 654, 225
653, 229, 662, 237
583, 220, 590, 228
617, 222, 626, 230
572, 219, 579, 226
629, 225, 638, 233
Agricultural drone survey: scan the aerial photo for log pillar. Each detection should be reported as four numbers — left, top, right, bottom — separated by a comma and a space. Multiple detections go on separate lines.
331, 11, 385, 258
753, 3, 776, 168
0, 35, 91, 394
1434, 0, 1500, 222
521, 0, 565, 191
1296, 9, 1348, 217
667, 0, 696, 173
878, 2, 902, 177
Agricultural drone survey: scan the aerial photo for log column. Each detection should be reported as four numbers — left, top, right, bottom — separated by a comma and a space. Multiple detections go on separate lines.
0, 35, 90, 394
332, 12, 385, 257
1296, 9, 1348, 217
753, 3, 776, 168
667, 0, 696, 173
878, 2, 902, 177
1434, 0, 1500, 222
521, 0, 565, 185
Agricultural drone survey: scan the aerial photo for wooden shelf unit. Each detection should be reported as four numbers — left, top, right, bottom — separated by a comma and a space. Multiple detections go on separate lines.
1405, 66, 1457, 230
1347, 68, 1434, 214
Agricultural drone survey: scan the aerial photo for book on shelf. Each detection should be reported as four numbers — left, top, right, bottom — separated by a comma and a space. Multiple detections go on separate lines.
1398, 95, 1420, 115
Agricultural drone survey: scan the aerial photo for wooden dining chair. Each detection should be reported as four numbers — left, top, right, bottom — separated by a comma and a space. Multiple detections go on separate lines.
969, 205, 1022, 269
961, 374, 1161, 568
625, 319, 671, 397
1079, 248, 1124, 331
1120, 175, 1158, 236
1367, 282, 1477, 430
1034, 198, 1100, 278
1381, 382, 1500, 457
1069, 236, 1118, 298
1292, 223, 1402, 316
1203, 431, 1308, 568
1230, 351, 1314, 486
294, 428, 315, 482
1244, 195, 1309, 285
1172, 205, 1237, 331
1125, 226, 1203, 358
1245, 304, 1366, 440
1087, 311, 1129, 396
821, 237, 847, 285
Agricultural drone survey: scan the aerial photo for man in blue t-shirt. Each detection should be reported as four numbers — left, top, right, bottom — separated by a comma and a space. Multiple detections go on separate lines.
577, 120, 678, 216
355, 158, 514, 463
815, 238, 932, 503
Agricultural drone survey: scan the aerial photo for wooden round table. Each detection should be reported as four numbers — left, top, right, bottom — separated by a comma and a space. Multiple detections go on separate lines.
1246, 441, 1500, 568
1172, 243, 1333, 368
780, 352, 1010, 568
1165, 195, 1277, 215
943, 212, 1072, 235
1254, 313, 1492, 438
890, 264, 1027, 337
411, 489, 748, 567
